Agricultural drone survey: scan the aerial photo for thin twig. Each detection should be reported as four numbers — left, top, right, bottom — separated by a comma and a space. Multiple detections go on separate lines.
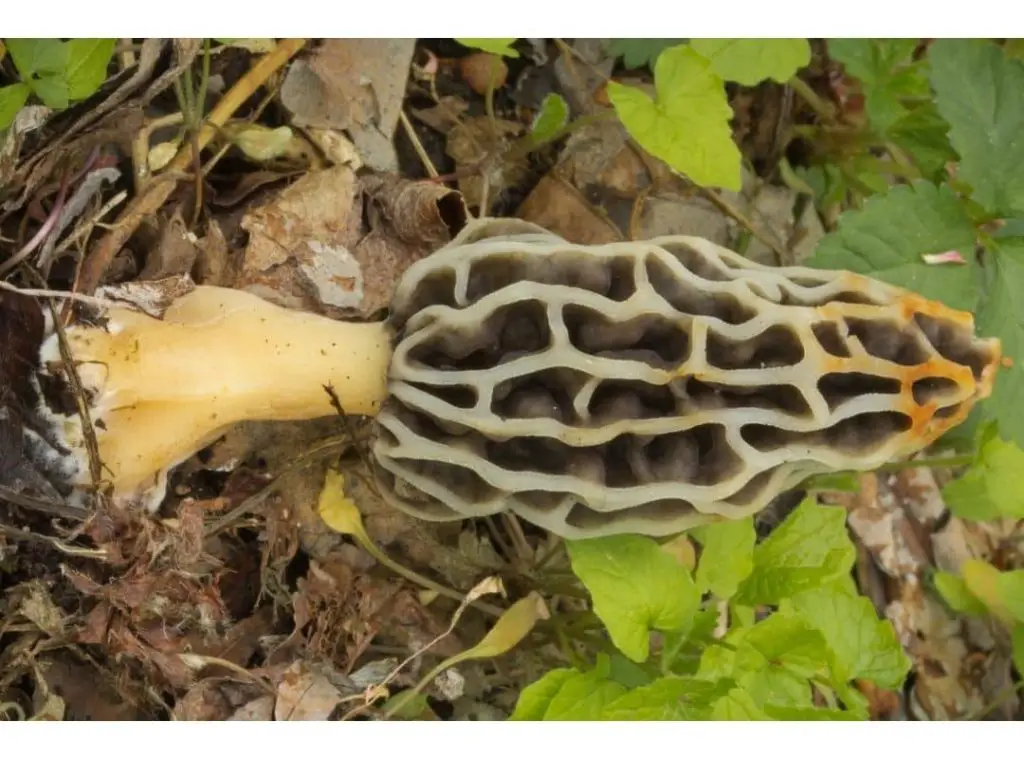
0, 485, 88, 521
0, 170, 71, 277
399, 110, 438, 178
77, 38, 306, 294
0, 522, 106, 558
0, 280, 121, 310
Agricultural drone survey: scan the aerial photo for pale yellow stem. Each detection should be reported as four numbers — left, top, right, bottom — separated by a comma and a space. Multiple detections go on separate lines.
45, 286, 392, 496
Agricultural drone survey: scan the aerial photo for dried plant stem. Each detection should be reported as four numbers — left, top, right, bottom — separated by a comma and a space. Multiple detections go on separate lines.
399, 110, 439, 178
77, 38, 306, 294
697, 186, 789, 265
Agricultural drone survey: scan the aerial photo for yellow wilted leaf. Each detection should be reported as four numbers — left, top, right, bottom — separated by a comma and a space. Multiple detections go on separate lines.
223, 123, 299, 162
463, 591, 549, 660
660, 534, 697, 572
317, 468, 369, 543
148, 141, 178, 172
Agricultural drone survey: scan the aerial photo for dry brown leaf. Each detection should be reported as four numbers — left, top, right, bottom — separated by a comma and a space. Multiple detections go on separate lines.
633, 194, 731, 244
280, 39, 416, 171
446, 116, 527, 210
229, 694, 275, 720
517, 174, 622, 245
138, 209, 199, 281
194, 218, 233, 286
173, 679, 235, 721
841, 472, 931, 579
239, 166, 466, 318
274, 661, 342, 721
410, 96, 470, 135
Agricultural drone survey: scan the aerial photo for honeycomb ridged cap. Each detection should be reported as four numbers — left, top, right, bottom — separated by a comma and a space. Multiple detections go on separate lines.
372, 218, 1002, 539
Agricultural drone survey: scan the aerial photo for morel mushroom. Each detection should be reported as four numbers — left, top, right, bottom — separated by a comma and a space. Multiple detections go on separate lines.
9, 218, 1003, 538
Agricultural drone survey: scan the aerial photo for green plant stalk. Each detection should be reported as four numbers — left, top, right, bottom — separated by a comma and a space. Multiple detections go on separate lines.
509, 110, 615, 161
788, 75, 837, 122
355, 533, 505, 618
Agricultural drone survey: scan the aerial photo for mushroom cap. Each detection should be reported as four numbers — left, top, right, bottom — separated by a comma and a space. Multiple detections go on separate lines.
373, 218, 1002, 539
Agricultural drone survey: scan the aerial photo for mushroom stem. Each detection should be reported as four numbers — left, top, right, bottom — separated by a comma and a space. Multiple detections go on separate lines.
41, 285, 393, 498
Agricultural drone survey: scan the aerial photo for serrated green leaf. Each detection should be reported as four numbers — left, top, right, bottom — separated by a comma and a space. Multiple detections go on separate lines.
693, 517, 756, 598
763, 704, 860, 720
791, 587, 911, 689
600, 676, 730, 720
5, 38, 67, 77
530, 93, 568, 145
929, 39, 1024, 217
805, 180, 980, 311
977, 238, 1024, 448
456, 38, 518, 58
29, 74, 69, 110
0, 83, 31, 130
64, 38, 115, 100
733, 498, 856, 606
934, 571, 989, 617
828, 39, 930, 133
567, 534, 700, 662
886, 102, 957, 179
712, 688, 771, 719
690, 39, 811, 86
509, 668, 577, 720
609, 39, 685, 69
607, 45, 740, 190
942, 432, 1024, 520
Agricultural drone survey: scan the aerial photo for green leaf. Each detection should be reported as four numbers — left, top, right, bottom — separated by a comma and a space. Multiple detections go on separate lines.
607, 653, 656, 689
5, 38, 68, 76
733, 498, 856, 606
976, 238, 1024, 448
712, 688, 771, 719
742, 667, 814, 709
791, 587, 911, 689
690, 39, 811, 86
600, 676, 731, 720
63, 38, 115, 100
942, 431, 1024, 520
661, 606, 720, 675
29, 75, 69, 110
805, 180, 980, 311
529, 93, 569, 145
996, 570, 1024, 623
828, 39, 930, 133
740, 614, 832, 679
609, 39, 685, 69
762, 704, 861, 720
0, 83, 31, 130
538, 662, 628, 720
693, 517, 756, 598
567, 534, 700, 662
934, 571, 990, 617
929, 39, 1024, 217
607, 45, 740, 190
456, 38, 519, 58
509, 669, 577, 720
